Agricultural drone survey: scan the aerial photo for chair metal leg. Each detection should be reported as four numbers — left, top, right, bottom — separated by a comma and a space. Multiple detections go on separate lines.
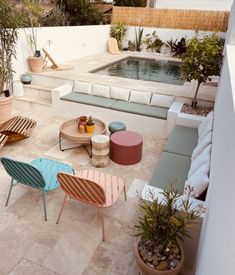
100, 207, 105, 241
42, 190, 47, 222
5, 178, 14, 207
56, 194, 68, 224
123, 184, 127, 201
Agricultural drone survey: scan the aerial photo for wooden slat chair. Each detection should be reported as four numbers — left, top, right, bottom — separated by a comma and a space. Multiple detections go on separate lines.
0, 116, 37, 143
0, 133, 8, 149
0, 157, 74, 221
56, 169, 127, 241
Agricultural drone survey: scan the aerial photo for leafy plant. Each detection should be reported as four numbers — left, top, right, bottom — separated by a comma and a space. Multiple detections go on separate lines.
0, 0, 24, 95
135, 185, 200, 253
165, 37, 187, 57
86, 116, 94, 126
135, 27, 144, 52
113, 0, 147, 7
127, 40, 136, 51
181, 32, 224, 108
143, 31, 163, 53
42, 6, 69, 27
110, 22, 127, 50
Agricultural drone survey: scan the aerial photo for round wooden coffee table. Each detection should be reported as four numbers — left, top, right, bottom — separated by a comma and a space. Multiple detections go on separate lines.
110, 131, 143, 165
59, 118, 106, 155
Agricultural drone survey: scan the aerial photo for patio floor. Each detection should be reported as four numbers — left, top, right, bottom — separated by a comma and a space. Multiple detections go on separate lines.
0, 101, 167, 275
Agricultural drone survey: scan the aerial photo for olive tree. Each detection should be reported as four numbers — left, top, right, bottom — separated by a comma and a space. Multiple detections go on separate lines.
181, 33, 224, 108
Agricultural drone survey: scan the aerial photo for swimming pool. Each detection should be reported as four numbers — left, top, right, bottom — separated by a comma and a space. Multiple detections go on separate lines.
93, 57, 184, 86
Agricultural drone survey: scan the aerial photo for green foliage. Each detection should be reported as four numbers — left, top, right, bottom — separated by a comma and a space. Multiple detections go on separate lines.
143, 31, 163, 53
181, 32, 224, 106
42, 6, 69, 27
135, 27, 144, 52
0, 0, 24, 94
135, 185, 199, 252
86, 116, 94, 126
110, 22, 127, 49
114, 0, 147, 7
166, 37, 187, 57
56, 0, 107, 26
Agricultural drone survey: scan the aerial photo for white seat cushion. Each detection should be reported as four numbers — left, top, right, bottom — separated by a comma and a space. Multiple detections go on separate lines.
184, 163, 210, 198
110, 87, 130, 101
129, 90, 152, 105
91, 84, 110, 98
73, 81, 92, 94
198, 111, 214, 143
150, 94, 175, 108
192, 131, 212, 160
188, 144, 212, 177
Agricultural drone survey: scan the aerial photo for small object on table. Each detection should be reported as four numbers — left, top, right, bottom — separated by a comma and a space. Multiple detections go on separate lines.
91, 135, 110, 167
110, 130, 143, 165
79, 125, 85, 133
108, 121, 126, 134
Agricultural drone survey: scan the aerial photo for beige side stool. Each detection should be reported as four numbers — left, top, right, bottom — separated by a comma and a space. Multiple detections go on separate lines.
91, 135, 110, 167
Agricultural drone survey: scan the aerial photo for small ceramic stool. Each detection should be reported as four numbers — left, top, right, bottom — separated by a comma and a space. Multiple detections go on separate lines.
108, 121, 126, 134
91, 135, 110, 167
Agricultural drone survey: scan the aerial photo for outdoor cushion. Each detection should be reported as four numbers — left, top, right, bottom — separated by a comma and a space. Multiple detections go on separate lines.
73, 81, 92, 94
164, 125, 198, 157
149, 151, 191, 194
188, 144, 212, 177
91, 84, 110, 98
151, 94, 175, 108
184, 162, 210, 198
61, 92, 117, 108
110, 86, 130, 101
198, 111, 214, 143
129, 90, 152, 105
110, 100, 168, 119
191, 131, 212, 160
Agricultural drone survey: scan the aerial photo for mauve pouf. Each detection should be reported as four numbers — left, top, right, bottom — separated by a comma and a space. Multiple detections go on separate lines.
108, 121, 126, 134
110, 131, 143, 165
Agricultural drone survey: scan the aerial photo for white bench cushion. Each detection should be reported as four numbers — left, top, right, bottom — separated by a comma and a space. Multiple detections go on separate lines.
151, 94, 174, 108
91, 84, 110, 98
110, 87, 130, 101
129, 90, 152, 105
73, 81, 92, 94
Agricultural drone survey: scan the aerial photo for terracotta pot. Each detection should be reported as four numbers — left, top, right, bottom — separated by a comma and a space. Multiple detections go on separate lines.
0, 95, 13, 122
133, 240, 185, 275
86, 124, 95, 133
28, 57, 44, 73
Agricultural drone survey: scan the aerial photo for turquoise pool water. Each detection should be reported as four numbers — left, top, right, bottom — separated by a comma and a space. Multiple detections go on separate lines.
93, 57, 184, 86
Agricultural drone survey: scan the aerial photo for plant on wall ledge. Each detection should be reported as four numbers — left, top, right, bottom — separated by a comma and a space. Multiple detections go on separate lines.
135, 27, 144, 52
143, 31, 163, 53
110, 22, 127, 50
181, 32, 224, 108
166, 37, 187, 57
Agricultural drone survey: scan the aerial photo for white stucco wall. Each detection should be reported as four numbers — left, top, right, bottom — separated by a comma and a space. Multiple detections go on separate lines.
226, 0, 235, 44
156, 0, 233, 10
195, 44, 235, 275
13, 25, 110, 80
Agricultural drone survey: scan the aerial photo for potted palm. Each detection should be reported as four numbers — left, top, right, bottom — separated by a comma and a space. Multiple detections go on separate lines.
134, 186, 200, 275
0, 0, 23, 122
22, 0, 44, 73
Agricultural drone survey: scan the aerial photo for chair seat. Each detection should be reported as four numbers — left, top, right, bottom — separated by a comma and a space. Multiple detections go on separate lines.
77, 169, 125, 207
31, 157, 74, 191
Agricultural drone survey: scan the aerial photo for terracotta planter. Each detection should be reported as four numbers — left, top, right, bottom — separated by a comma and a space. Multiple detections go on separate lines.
133, 240, 185, 275
28, 57, 44, 73
0, 95, 13, 122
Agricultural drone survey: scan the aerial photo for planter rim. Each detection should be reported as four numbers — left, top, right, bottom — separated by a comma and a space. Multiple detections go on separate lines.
0, 95, 14, 103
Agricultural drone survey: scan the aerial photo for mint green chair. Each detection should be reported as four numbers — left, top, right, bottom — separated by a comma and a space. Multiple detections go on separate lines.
0, 157, 74, 221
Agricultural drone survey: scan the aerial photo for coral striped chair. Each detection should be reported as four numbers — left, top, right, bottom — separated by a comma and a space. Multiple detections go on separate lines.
0, 157, 74, 221
56, 169, 127, 241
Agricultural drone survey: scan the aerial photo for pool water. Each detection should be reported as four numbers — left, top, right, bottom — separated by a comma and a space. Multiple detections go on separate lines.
93, 57, 184, 86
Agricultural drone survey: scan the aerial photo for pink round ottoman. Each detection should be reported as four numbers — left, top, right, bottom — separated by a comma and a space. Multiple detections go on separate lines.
110, 131, 143, 165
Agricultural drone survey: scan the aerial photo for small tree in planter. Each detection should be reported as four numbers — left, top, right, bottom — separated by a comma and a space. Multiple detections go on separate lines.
110, 22, 127, 50
181, 33, 224, 108
134, 186, 202, 275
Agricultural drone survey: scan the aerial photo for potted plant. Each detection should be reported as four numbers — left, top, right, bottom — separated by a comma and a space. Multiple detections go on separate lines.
181, 32, 224, 108
85, 116, 95, 133
134, 186, 200, 275
110, 22, 127, 50
0, 0, 23, 122
144, 31, 163, 53
22, 0, 44, 73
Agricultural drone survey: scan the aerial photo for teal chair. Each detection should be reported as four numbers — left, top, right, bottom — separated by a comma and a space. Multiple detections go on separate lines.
0, 157, 74, 221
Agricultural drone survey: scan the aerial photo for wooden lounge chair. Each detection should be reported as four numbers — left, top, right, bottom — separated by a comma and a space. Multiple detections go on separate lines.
56, 169, 127, 240
42, 49, 74, 71
0, 157, 74, 221
108, 38, 121, 54
0, 133, 8, 149
0, 116, 37, 144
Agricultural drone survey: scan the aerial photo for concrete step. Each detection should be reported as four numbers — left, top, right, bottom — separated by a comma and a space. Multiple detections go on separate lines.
14, 96, 51, 106
23, 84, 51, 100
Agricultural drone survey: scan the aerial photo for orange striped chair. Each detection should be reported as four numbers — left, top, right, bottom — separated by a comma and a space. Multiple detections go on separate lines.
56, 169, 127, 241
